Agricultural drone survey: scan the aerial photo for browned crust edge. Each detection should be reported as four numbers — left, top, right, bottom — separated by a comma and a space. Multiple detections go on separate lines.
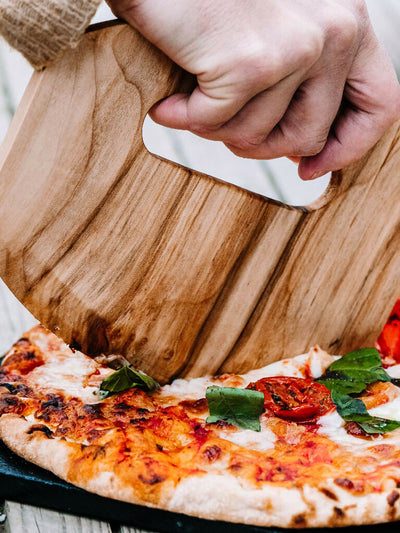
2, 414, 400, 528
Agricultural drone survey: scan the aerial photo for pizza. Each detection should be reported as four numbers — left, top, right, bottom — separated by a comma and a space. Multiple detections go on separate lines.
2, 325, 400, 528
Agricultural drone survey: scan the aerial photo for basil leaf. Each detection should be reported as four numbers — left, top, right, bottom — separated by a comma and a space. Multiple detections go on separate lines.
317, 377, 366, 395
330, 390, 400, 434
206, 386, 265, 432
358, 418, 400, 434
100, 366, 159, 396
329, 348, 382, 372
328, 348, 391, 383
330, 390, 370, 420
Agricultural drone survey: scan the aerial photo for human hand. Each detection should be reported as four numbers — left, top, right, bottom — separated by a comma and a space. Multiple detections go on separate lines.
107, 0, 400, 180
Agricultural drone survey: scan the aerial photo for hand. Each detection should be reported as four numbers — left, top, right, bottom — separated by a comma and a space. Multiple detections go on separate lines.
107, 0, 400, 179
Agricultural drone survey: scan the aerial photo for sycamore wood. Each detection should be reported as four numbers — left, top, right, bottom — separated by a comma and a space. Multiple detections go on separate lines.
0, 21, 400, 382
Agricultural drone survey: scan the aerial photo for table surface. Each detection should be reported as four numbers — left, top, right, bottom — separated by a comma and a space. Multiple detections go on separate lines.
1, 1, 400, 531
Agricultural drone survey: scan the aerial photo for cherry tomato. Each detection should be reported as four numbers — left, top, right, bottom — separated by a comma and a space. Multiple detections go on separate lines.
376, 297, 400, 365
247, 376, 334, 422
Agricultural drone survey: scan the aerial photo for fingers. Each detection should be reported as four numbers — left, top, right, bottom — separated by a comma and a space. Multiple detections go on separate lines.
149, 86, 251, 134
149, 21, 323, 135
297, 108, 389, 180
224, 73, 347, 161
151, 67, 347, 161
149, 57, 308, 136
187, 72, 302, 145
298, 35, 400, 180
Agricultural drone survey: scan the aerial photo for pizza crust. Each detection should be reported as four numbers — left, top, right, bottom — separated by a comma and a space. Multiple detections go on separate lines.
0, 414, 73, 480
2, 413, 400, 528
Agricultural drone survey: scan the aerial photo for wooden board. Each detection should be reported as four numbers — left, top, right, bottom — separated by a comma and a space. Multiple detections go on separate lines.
0, 21, 400, 382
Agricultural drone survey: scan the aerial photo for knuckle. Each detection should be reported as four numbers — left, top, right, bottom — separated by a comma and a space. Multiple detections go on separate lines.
234, 43, 281, 86
295, 33, 324, 69
227, 133, 265, 151
289, 135, 327, 157
225, 143, 253, 159
325, 8, 359, 52
188, 121, 221, 136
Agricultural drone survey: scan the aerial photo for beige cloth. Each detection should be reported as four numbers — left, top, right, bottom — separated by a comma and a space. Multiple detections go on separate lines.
0, 0, 102, 69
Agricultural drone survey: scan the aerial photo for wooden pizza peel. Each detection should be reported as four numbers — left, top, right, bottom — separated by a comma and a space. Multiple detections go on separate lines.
1, 20, 400, 383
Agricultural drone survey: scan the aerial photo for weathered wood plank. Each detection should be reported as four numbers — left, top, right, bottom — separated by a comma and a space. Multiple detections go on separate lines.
119, 526, 156, 533
3, 501, 112, 533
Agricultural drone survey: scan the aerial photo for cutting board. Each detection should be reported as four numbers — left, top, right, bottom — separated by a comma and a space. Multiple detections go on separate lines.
1, 20, 400, 383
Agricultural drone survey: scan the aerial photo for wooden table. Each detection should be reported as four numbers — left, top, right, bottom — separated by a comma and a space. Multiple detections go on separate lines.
0, 501, 152, 533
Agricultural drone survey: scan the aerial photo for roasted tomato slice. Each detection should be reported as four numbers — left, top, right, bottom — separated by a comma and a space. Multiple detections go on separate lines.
376, 297, 400, 366
247, 376, 334, 422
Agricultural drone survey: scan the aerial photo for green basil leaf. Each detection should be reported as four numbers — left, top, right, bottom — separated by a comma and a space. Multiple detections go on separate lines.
206, 386, 265, 432
328, 348, 382, 372
100, 366, 159, 396
330, 389, 400, 434
358, 418, 400, 434
327, 348, 391, 382
330, 390, 370, 420
316, 377, 366, 395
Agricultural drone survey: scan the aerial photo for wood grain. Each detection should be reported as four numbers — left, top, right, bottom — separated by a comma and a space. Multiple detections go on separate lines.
0, 21, 400, 382
3, 501, 112, 533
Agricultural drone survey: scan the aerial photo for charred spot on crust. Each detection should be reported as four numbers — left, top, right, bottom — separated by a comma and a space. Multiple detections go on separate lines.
27, 424, 53, 438
291, 513, 306, 527
129, 417, 147, 425
12, 383, 34, 396
229, 461, 242, 471
203, 445, 222, 463
0, 394, 24, 414
14, 338, 30, 346
1, 395, 18, 405
41, 394, 65, 410
321, 488, 338, 501
82, 403, 103, 417
138, 472, 166, 485
114, 402, 132, 411
333, 478, 364, 493
387, 490, 400, 506
138, 457, 167, 485
1, 343, 45, 375
334, 478, 354, 490
179, 398, 208, 414
0, 383, 17, 393
37, 394, 67, 422
333, 507, 344, 517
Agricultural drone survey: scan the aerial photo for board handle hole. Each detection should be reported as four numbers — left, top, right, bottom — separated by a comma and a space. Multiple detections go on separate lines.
143, 116, 330, 207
